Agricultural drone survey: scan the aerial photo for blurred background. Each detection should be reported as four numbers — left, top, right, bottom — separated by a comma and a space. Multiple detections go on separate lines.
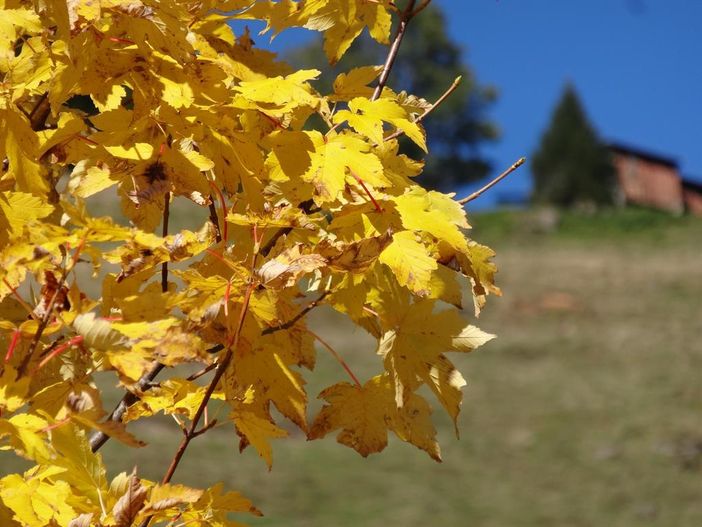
8, 2, 702, 526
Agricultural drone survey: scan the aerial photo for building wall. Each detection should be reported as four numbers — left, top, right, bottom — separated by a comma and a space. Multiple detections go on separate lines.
612, 153, 684, 214
683, 188, 702, 216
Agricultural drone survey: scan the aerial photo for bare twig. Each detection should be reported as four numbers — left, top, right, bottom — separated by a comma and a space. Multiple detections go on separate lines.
259, 199, 317, 257
457, 157, 526, 206
309, 330, 362, 388
208, 199, 223, 243
186, 362, 217, 382
161, 192, 170, 292
411, 0, 432, 18
371, 0, 417, 101
157, 285, 252, 485
261, 291, 329, 336
28, 93, 51, 131
384, 76, 462, 142
17, 238, 86, 376
90, 362, 166, 452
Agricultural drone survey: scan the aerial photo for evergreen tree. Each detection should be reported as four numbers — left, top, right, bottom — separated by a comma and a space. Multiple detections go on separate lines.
531, 84, 616, 206
288, 4, 498, 191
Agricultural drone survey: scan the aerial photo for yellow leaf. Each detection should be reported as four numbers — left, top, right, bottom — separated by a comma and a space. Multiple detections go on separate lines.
334, 97, 426, 151
0, 366, 30, 413
375, 298, 494, 424
304, 131, 389, 202
394, 186, 470, 250
67, 162, 115, 198
233, 69, 320, 112
0, 191, 53, 245
0, 475, 76, 527
258, 244, 327, 289
104, 143, 154, 160
145, 483, 203, 513
378, 231, 437, 295
309, 376, 392, 457
331, 65, 382, 101
0, 109, 47, 194
231, 405, 287, 469
161, 76, 194, 109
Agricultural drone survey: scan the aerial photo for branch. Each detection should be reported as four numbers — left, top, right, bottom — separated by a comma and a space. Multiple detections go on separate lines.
411, 0, 432, 18
457, 157, 526, 206
261, 291, 329, 336
156, 284, 253, 486
371, 0, 417, 101
90, 362, 165, 452
28, 92, 51, 131
259, 199, 317, 257
161, 192, 170, 293
384, 75, 461, 142
17, 239, 86, 376
208, 199, 223, 243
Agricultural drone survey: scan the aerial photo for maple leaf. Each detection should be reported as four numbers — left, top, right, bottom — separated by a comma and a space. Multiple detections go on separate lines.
378, 230, 437, 295
309, 374, 440, 460
111, 469, 147, 527
374, 296, 495, 425
331, 65, 383, 101
303, 131, 389, 202
333, 97, 427, 151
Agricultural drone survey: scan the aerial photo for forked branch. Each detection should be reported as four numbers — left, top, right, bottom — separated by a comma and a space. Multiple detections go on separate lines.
384, 75, 462, 142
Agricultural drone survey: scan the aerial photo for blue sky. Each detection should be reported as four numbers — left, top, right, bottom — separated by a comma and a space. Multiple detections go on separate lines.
240, 1, 702, 207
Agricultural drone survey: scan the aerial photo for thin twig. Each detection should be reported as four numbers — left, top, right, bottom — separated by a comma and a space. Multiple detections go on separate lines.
208, 199, 223, 243
158, 285, 252, 485
411, 0, 432, 18
17, 238, 86, 376
384, 76, 462, 142
186, 362, 217, 382
457, 157, 526, 206
308, 330, 362, 388
261, 291, 329, 336
28, 92, 51, 131
371, 0, 417, 101
161, 192, 170, 292
259, 199, 317, 257
90, 362, 166, 452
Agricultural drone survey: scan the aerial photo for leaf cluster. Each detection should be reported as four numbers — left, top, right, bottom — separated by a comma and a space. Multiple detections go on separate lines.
0, 1, 500, 525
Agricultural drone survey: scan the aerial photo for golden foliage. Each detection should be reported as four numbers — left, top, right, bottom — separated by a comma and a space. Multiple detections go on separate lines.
0, 1, 500, 525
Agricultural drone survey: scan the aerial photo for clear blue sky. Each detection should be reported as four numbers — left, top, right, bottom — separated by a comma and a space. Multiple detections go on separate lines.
240, 1, 702, 207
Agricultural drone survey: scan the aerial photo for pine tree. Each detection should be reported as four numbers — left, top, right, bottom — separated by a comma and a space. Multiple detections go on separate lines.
531, 84, 615, 206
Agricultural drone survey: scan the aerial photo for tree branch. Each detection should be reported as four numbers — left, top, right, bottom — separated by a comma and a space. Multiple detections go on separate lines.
457, 157, 526, 206
161, 192, 170, 292
384, 75, 462, 142
371, 0, 417, 101
138, 284, 255, 527
261, 291, 329, 336
208, 199, 223, 243
90, 362, 166, 452
28, 92, 51, 131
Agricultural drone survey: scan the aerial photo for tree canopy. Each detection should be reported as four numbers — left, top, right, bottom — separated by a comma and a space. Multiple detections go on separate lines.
531, 84, 615, 206
289, 3, 499, 192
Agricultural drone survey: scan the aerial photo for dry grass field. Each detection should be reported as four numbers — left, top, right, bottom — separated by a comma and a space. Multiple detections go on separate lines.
3, 208, 701, 526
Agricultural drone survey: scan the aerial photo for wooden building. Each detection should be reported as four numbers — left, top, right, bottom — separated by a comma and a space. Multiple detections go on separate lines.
609, 143, 685, 214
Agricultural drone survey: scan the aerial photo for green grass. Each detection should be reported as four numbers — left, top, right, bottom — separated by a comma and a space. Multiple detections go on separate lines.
470, 206, 701, 247
3, 208, 702, 526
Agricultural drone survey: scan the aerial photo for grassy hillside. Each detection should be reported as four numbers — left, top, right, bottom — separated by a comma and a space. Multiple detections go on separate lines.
3, 209, 701, 526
